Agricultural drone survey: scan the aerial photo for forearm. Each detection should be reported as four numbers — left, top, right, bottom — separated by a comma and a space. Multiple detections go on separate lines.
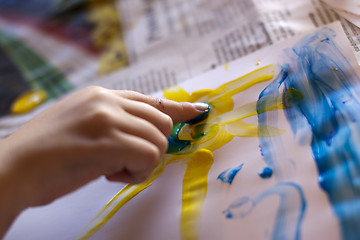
0, 142, 27, 239
0, 174, 25, 239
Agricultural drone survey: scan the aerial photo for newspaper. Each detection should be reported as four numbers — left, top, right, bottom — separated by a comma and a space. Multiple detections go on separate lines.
1, 0, 360, 138
94, 0, 360, 93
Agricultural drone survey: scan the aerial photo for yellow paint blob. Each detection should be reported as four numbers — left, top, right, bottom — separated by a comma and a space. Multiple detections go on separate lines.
164, 85, 191, 102
11, 89, 47, 114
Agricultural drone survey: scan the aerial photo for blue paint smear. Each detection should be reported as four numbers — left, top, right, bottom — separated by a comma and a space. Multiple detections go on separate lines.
257, 68, 290, 181
223, 182, 306, 240
258, 26, 360, 239
217, 163, 244, 184
259, 167, 273, 179
166, 122, 190, 154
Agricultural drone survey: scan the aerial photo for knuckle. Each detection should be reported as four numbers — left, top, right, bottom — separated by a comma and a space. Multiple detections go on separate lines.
88, 106, 114, 126
120, 90, 143, 100
161, 114, 174, 137
86, 86, 110, 102
144, 144, 161, 166
159, 134, 169, 154
84, 85, 106, 94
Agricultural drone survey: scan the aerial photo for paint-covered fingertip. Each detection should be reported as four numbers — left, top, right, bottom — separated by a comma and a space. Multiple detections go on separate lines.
186, 103, 210, 124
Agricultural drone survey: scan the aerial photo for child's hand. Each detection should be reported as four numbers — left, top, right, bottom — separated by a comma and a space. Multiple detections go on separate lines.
0, 86, 208, 209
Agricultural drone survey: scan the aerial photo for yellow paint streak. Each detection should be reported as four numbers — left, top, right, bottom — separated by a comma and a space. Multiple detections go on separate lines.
189, 89, 213, 102
207, 65, 276, 100
78, 156, 182, 239
181, 149, 214, 240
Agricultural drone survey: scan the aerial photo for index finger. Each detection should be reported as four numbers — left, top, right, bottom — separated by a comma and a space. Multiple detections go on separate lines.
115, 90, 210, 123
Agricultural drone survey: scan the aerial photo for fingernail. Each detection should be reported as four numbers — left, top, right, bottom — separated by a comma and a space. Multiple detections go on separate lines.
186, 103, 210, 124
192, 102, 210, 112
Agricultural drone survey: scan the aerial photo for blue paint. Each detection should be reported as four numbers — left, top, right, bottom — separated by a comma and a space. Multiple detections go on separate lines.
258, 26, 360, 239
217, 163, 244, 184
223, 182, 306, 240
259, 167, 273, 179
257, 68, 288, 180
166, 122, 190, 154
166, 105, 210, 154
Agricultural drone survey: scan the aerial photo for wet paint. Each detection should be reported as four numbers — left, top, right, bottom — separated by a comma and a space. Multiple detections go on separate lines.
185, 103, 210, 124
217, 163, 244, 184
79, 65, 285, 239
283, 28, 360, 240
167, 122, 191, 154
223, 182, 306, 240
258, 26, 360, 239
11, 89, 47, 114
258, 167, 273, 179
181, 149, 214, 240
78, 25, 360, 240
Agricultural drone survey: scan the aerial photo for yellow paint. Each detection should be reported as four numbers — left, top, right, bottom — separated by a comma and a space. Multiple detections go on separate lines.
78, 154, 181, 239
11, 89, 47, 114
224, 63, 229, 71
97, 40, 128, 76
79, 64, 287, 239
164, 85, 191, 102
87, 0, 129, 75
256, 59, 261, 65
181, 149, 214, 240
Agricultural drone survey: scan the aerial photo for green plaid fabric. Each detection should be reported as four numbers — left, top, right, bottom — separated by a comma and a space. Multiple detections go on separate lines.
0, 30, 73, 99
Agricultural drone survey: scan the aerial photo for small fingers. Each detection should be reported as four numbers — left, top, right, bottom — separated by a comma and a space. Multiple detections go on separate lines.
104, 132, 162, 184
115, 112, 169, 155
114, 90, 209, 123
120, 98, 174, 137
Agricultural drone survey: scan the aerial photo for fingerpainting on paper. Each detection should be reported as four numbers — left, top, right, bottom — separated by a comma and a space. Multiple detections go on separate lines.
73, 22, 360, 240
6, 22, 360, 240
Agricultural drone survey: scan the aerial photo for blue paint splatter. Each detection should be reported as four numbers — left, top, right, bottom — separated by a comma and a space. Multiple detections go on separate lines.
259, 167, 273, 179
258, 26, 360, 239
217, 163, 244, 184
223, 182, 306, 240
